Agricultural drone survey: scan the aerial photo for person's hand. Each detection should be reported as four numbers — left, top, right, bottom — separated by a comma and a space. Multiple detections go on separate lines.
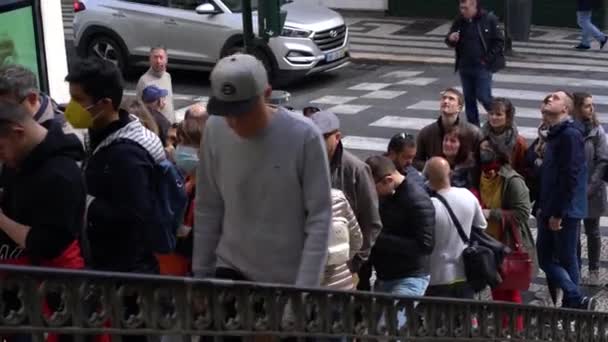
352, 273, 359, 288
549, 216, 562, 231
482, 209, 491, 219
448, 31, 460, 43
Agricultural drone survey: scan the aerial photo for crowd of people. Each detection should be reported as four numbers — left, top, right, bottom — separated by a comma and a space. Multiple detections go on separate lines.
0, 42, 605, 342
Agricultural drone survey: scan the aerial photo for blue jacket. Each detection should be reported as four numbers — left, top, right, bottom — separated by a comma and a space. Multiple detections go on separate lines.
539, 119, 588, 219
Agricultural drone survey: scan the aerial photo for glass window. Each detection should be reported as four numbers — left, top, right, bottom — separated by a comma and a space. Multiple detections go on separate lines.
169, 0, 205, 11
0, 0, 44, 88
120, 0, 168, 6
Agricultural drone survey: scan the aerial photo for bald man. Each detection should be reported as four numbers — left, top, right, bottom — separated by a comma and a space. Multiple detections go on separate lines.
185, 103, 208, 120
536, 91, 594, 310
423, 157, 486, 299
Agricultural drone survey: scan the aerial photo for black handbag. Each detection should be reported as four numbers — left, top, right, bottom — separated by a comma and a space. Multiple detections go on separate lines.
433, 193, 510, 292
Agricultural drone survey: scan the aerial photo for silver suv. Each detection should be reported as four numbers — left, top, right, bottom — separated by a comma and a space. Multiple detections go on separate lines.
72, 0, 350, 84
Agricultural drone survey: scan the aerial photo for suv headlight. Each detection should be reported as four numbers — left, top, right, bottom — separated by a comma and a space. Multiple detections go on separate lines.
281, 27, 312, 38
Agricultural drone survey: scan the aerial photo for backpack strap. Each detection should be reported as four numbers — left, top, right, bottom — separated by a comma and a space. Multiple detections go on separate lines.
432, 192, 470, 245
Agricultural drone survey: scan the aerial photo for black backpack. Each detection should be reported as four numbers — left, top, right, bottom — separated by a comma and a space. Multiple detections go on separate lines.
432, 193, 510, 292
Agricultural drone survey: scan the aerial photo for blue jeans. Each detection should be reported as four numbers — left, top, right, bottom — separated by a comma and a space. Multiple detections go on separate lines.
375, 275, 430, 329
577, 11, 605, 46
459, 67, 492, 126
537, 217, 583, 308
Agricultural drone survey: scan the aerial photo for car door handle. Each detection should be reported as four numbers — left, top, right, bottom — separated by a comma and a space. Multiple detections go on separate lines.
112, 12, 126, 18
164, 19, 177, 25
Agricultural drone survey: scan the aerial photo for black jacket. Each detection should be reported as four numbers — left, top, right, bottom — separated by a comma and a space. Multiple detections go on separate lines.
85, 111, 165, 273
371, 177, 435, 280
0, 121, 85, 262
445, 10, 506, 73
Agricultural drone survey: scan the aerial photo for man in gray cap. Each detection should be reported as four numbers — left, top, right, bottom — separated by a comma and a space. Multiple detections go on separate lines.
309, 110, 382, 290
193, 54, 332, 288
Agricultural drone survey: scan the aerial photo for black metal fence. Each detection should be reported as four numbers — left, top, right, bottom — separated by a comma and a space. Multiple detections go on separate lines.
0, 264, 605, 341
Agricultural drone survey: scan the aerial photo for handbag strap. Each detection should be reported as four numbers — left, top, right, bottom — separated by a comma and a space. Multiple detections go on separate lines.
432, 192, 470, 245
501, 213, 524, 252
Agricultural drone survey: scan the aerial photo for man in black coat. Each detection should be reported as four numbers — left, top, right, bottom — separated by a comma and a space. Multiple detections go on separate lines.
365, 155, 435, 294
445, 0, 505, 126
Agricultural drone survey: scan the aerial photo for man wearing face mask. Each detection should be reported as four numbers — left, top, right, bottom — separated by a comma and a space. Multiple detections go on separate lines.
536, 91, 594, 310
64, 58, 165, 275
135, 46, 175, 123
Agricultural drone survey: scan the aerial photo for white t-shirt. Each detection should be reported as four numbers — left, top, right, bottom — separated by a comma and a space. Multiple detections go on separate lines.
429, 187, 487, 286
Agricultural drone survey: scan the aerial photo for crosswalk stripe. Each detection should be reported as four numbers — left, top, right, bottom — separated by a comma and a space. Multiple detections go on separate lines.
406, 100, 608, 123
341, 136, 389, 152
351, 43, 608, 70
351, 51, 608, 74
494, 74, 608, 89
477, 88, 608, 105
349, 31, 586, 51
368, 115, 539, 139
350, 37, 608, 64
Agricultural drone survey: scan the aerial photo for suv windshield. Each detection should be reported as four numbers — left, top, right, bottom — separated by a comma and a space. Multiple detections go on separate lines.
221, 0, 292, 12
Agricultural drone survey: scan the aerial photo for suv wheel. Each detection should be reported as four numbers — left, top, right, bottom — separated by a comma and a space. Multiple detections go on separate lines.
87, 36, 127, 73
223, 45, 275, 85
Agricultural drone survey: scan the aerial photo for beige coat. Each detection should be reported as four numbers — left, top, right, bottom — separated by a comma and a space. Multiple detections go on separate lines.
323, 189, 363, 290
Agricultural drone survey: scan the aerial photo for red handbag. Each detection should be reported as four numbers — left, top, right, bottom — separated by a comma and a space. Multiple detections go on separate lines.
497, 214, 533, 291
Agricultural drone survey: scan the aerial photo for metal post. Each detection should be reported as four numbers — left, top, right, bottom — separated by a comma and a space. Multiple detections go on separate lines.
242, 0, 255, 54
504, 0, 514, 56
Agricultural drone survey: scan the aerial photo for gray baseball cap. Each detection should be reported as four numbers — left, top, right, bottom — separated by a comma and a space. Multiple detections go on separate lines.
207, 54, 268, 116
309, 110, 340, 134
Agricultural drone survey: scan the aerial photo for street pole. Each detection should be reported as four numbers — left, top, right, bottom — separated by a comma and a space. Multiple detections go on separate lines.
503, 0, 514, 56
242, 0, 255, 54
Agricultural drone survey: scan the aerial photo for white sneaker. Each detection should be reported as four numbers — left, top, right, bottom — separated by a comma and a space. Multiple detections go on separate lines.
583, 270, 601, 287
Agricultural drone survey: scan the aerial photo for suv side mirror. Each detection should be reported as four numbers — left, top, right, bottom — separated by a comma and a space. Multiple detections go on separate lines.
196, 3, 221, 15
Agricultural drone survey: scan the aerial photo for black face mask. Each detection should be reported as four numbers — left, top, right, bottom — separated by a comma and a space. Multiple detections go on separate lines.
480, 150, 497, 164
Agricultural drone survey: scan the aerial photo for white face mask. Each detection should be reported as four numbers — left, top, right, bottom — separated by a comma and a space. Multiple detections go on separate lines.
174, 145, 199, 174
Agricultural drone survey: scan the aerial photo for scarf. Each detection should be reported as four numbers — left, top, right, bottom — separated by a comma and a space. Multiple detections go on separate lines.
481, 123, 518, 156
534, 123, 549, 160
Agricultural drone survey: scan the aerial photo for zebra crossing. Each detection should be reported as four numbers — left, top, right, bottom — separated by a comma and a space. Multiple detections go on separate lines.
283, 64, 608, 308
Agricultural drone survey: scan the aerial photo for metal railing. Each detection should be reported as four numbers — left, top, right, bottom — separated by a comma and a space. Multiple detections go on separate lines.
0, 264, 605, 342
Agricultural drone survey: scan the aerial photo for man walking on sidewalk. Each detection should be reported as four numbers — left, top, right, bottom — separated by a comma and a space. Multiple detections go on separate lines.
445, 0, 505, 126
575, 0, 608, 50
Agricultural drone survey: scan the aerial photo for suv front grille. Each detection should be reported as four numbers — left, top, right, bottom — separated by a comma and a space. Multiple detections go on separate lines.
313, 25, 347, 51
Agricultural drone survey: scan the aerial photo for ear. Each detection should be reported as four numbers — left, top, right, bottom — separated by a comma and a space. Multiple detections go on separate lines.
335, 131, 342, 141
24, 92, 38, 106
263, 85, 273, 100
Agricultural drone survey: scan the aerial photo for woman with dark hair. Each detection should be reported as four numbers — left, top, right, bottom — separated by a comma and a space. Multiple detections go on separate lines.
478, 137, 536, 329
573, 92, 608, 286
481, 97, 528, 176
441, 125, 476, 189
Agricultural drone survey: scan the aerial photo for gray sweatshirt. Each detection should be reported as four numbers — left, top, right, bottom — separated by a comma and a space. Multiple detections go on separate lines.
135, 68, 175, 123
193, 107, 332, 287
